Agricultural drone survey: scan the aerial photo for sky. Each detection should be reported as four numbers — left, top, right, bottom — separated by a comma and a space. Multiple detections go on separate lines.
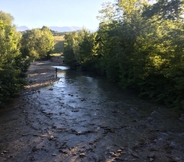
1, 0, 115, 30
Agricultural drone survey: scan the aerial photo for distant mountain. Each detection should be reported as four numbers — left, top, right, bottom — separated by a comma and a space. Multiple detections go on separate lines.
16, 26, 83, 32
49, 26, 82, 32
17, 26, 29, 31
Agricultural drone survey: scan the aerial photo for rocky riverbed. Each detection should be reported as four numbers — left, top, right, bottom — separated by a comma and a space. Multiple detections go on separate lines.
0, 61, 184, 162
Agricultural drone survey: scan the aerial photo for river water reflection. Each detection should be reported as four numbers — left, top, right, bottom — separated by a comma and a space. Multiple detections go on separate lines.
35, 66, 184, 161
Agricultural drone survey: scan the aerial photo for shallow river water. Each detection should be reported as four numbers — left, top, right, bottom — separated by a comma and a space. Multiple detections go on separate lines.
0, 66, 184, 162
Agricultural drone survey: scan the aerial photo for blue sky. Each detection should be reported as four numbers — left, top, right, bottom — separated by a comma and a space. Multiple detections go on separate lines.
1, 0, 115, 30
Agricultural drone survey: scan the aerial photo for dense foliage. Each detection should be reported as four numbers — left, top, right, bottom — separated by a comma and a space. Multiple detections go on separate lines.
63, 0, 184, 109
21, 26, 54, 60
0, 11, 55, 106
64, 29, 97, 70
0, 11, 30, 106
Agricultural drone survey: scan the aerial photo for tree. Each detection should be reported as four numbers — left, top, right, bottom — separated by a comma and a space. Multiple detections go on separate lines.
63, 1, 184, 109
40, 26, 54, 59
21, 26, 54, 60
0, 12, 30, 106
142, 0, 184, 20
63, 32, 79, 69
0, 11, 14, 25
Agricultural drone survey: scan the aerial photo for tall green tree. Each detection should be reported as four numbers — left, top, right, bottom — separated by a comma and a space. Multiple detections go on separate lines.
143, 0, 184, 20
0, 11, 30, 106
0, 11, 14, 25
63, 1, 184, 109
63, 32, 79, 69
21, 26, 54, 60
64, 29, 98, 71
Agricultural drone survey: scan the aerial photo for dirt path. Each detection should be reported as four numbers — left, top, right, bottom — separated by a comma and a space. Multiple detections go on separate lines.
0, 61, 184, 162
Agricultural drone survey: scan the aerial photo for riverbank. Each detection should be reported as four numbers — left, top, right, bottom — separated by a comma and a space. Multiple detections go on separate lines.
25, 60, 62, 91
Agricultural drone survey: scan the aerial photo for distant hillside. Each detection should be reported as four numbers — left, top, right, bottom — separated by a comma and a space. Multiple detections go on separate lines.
17, 26, 29, 31
16, 26, 82, 32
49, 26, 82, 32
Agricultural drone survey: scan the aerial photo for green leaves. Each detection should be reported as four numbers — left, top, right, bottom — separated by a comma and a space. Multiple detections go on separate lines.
0, 12, 30, 106
64, 1, 184, 109
21, 26, 54, 60
63, 29, 98, 71
142, 0, 184, 20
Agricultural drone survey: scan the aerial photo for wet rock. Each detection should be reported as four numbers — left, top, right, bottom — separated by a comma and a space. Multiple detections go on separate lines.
147, 152, 156, 158
89, 142, 94, 145
3, 150, 8, 154
117, 149, 123, 153
52, 125, 57, 129
49, 135, 55, 140
40, 135, 47, 138
173, 157, 181, 162
33, 134, 40, 136
87, 147, 93, 152
59, 149, 68, 154
169, 141, 176, 148
32, 146, 39, 152
133, 144, 139, 151
48, 88, 53, 90
109, 152, 114, 156
112, 110, 118, 113
72, 109, 79, 112
8, 154, 14, 158
79, 153, 86, 157
110, 152, 120, 157
75, 131, 82, 135
149, 147, 157, 151
104, 128, 115, 133
151, 111, 159, 117
149, 157, 154, 162
120, 125, 126, 128
148, 134, 157, 140
22, 134, 28, 136
58, 141, 68, 150
179, 114, 184, 121
114, 157, 126, 161
139, 138, 146, 146
164, 144, 173, 153
30, 156, 35, 161
59, 112, 64, 115
128, 108, 138, 115
131, 151, 139, 158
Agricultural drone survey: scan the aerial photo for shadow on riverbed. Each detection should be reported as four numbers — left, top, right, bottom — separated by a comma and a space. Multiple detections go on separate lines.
25, 71, 58, 90
24, 61, 68, 91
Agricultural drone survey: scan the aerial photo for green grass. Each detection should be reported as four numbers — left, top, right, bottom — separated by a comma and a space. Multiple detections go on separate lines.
52, 36, 65, 54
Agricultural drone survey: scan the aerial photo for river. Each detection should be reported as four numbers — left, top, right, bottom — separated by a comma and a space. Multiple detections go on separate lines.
0, 66, 184, 162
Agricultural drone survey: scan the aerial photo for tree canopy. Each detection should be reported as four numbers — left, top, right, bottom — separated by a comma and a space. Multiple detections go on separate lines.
0, 11, 30, 106
63, 0, 184, 109
0, 11, 55, 106
21, 26, 54, 60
